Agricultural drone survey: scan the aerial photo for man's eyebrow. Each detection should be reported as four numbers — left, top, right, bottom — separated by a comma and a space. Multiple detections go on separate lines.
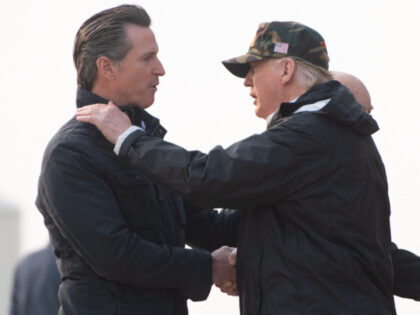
141, 48, 158, 57
139, 51, 156, 59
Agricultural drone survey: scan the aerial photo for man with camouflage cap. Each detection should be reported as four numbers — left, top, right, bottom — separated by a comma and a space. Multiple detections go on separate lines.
77, 21, 396, 314
223, 21, 329, 77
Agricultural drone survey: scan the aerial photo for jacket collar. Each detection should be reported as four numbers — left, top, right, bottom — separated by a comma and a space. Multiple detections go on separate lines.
76, 88, 167, 139
271, 80, 341, 119
268, 80, 379, 136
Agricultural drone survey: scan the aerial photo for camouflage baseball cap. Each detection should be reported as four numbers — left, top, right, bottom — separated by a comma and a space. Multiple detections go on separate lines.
222, 21, 329, 78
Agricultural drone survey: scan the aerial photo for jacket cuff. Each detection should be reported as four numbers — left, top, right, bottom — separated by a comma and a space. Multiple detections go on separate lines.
184, 249, 213, 301
116, 128, 145, 157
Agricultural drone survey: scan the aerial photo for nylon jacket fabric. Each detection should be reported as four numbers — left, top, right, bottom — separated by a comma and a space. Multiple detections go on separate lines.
36, 88, 239, 315
391, 242, 420, 301
119, 81, 396, 314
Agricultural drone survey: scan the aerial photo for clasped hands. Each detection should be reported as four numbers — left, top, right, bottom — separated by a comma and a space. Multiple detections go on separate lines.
211, 246, 238, 296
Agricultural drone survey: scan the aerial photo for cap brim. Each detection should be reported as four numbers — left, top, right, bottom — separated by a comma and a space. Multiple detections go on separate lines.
222, 54, 263, 78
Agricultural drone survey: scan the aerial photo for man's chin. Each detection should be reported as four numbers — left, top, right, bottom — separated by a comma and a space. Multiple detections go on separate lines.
139, 103, 153, 109
254, 108, 266, 119
130, 98, 154, 109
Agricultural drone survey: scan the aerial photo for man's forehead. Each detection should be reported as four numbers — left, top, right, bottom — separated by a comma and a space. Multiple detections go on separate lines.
250, 59, 268, 68
125, 24, 155, 42
125, 24, 158, 51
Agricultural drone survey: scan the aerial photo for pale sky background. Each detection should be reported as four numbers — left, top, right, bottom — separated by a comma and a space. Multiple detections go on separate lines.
1, 0, 420, 314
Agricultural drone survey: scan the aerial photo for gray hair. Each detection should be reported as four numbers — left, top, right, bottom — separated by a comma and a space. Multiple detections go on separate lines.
73, 5, 151, 91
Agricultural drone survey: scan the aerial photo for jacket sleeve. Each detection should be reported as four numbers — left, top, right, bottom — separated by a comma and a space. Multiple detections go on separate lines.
184, 200, 239, 251
38, 142, 212, 298
391, 242, 420, 300
120, 125, 322, 209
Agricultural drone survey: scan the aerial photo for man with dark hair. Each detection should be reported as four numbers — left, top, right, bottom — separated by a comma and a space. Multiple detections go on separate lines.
36, 5, 237, 314
77, 22, 397, 314
73, 5, 152, 91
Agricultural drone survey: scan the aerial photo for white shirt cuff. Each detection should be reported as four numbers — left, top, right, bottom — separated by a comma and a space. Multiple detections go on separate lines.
114, 126, 142, 156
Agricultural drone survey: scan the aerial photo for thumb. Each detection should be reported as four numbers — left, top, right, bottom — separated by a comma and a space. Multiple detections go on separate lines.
228, 248, 237, 266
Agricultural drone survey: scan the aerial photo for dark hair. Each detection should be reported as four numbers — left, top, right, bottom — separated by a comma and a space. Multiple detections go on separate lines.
73, 5, 151, 90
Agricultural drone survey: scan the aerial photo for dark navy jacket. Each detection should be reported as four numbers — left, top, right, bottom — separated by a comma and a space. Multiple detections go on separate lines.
117, 81, 398, 314
36, 88, 238, 315
10, 244, 60, 315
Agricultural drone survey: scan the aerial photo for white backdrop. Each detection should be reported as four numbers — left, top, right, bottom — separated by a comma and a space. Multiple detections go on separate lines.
1, 0, 419, 314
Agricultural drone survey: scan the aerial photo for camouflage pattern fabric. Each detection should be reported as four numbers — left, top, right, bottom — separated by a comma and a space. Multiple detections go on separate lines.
222, 21, 329, 78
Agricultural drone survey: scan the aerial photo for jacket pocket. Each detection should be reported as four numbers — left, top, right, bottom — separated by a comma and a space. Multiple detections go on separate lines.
110, 170, 160, 229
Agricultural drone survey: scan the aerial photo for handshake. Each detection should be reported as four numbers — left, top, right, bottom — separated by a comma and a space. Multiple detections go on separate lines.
211, 246, 238, 296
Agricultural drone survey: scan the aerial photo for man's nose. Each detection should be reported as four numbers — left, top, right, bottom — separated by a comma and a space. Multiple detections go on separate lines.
154, 58, 165, 76
243, 71, 252, 87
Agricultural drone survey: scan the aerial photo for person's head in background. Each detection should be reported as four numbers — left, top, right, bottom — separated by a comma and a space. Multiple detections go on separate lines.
332, 71, 373, 113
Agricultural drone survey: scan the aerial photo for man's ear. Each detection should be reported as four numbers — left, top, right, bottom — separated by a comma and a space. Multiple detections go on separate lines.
96, 56, 117, 80
280, 58, 296, 85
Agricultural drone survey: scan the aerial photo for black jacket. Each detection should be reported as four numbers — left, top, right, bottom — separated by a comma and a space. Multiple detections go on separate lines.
118, 81, 397, 314
36, 88, 239, 315
391, 243, 420, 301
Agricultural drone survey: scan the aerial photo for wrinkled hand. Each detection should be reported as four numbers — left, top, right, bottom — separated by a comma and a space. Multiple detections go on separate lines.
212, 246, 238, 296
219, 280, 238, 296
75, 101, 131, 144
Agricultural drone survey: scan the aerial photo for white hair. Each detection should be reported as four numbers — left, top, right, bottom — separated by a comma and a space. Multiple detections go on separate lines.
271, 57, 332, 89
